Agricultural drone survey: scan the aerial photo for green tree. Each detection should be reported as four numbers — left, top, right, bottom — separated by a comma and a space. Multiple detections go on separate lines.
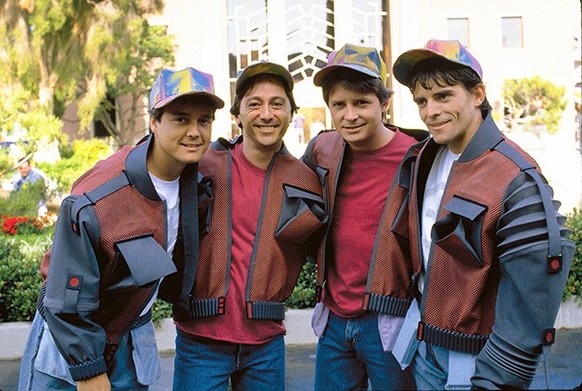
0, 0, 174, 147
503, 76, 567, 134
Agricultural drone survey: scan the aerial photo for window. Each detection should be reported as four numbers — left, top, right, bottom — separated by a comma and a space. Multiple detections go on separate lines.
502, 16, 523, 48
447, 18, 469, 47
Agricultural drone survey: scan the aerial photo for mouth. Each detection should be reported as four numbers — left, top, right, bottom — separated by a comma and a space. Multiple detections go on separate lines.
255, 124, 279, 132
341, 124, 364, 132
428, 120, 450, 130
181, 142, 202, 151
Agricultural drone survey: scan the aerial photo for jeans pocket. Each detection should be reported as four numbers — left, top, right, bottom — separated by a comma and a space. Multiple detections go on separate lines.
311, 302, 330, 338
34, 321, 76, 385
130, 322, 161, 385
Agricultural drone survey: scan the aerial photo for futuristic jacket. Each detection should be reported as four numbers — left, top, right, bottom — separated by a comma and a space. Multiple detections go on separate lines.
177, 136, 328, 321
405, 114, 574, 388
39, 135, 201, 381
301, 126, 428, 317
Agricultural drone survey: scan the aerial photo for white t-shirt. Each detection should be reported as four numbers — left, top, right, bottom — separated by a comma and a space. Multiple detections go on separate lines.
418, 145, 460, 291
140, 173, 180, 316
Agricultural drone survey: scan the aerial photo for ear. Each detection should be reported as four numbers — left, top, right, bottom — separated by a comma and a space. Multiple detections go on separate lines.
472, 83, 486, 107
381, 99, 390, 114
149, 116, 158, 134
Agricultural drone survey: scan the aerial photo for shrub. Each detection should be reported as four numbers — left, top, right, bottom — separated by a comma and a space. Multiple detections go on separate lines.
0, 180, 48, 217
38, 138, 114, 195
287, 261, 317, 309
503, 76, 566, 134
564, 208, 582, 302
0, 234, 52, 322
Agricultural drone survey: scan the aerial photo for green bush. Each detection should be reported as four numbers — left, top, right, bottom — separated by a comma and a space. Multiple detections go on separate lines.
0, 180, 47, 217
564, 208, 582, 302
38, 138, 114, 195
287, 261, 317, 309
0, 234, 51, 322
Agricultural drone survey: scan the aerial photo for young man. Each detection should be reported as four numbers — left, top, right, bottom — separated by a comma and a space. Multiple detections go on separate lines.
301, 43, 427, 390
18, 67, 224, 390
173, 61, 328, 390
391, 39, 574, 389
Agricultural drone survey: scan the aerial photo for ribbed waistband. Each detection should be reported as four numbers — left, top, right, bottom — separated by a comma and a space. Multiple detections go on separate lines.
418, 321, 489, 354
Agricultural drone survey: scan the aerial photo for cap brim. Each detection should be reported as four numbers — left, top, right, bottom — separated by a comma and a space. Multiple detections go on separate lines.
313, 64, 380, 86
393, 49, 445, 88
152, 91, 225, 110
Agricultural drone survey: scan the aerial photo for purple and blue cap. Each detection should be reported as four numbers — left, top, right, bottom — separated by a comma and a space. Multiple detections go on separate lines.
313, 43, 388, 86
393, 39, 483, 88
149, 67, 225, 111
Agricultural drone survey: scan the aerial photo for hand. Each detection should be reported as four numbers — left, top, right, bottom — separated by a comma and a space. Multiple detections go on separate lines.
77, 373, 111, 391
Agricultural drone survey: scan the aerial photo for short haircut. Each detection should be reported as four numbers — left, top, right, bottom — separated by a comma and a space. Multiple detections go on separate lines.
319, 68, 393, 106
408, 57, 491, 118
230, 74, 298, 117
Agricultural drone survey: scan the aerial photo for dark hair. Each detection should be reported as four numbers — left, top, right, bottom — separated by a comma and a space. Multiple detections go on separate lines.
149, 95, 218, 123
320, 68, 393, 107
408, 57, 491, 118
230, 74, 298, 118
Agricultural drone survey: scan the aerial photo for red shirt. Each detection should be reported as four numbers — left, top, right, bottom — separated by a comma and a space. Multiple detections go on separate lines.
323, 130, 416, 317
179, 143, 285, 343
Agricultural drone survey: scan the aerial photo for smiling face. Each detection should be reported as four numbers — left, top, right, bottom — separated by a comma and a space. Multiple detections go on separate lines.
327, 84, 390, 152
236, 77, 292, 158
148, 97, 214, 180
412, 81, 485, 154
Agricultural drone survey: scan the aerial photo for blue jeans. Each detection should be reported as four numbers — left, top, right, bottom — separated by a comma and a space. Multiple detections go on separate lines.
19, 311, 154, 390
173, 329, 285, 391
314, 311, 414, 391
413, 341, 474, 390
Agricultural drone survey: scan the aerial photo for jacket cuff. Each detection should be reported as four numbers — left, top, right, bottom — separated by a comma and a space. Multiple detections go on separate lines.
69, 356, 107, 381
471, 333, 539, 389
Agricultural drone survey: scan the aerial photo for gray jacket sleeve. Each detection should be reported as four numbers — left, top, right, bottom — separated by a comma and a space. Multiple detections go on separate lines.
471, 173, 574, 389
42, 196, 108, 381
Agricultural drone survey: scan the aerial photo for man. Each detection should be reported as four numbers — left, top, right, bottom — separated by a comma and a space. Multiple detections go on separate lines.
301, 43, 427, 390
173, 61, 328, 390
391, 39, 574, 389
12, 156, 46, 192
18, 66, 224, 390
12, 156, 50, 214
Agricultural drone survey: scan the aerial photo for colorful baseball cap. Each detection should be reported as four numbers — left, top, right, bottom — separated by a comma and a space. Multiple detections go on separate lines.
149, 67, 225, 111
393, 39, 483, 88
235, 61, 294, 94
313, 43, 388, 87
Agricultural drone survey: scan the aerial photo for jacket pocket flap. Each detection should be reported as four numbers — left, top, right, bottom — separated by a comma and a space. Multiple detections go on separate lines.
283, 184, 324, 203
116, 236, 177, 286
444, 196, 486, 221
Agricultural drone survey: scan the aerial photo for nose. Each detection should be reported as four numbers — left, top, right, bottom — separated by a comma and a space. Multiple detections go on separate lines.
344, 105, 358, 121
259, 104, 274, 120
186, 123, 201, 137
424, 100, 441, 118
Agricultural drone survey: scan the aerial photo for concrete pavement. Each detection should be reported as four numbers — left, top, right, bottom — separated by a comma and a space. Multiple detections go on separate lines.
2, 328, 581, 390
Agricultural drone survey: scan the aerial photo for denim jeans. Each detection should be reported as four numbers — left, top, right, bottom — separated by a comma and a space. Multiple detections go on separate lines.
18, 311, 155, 390
413, 341, 475, 390
173, 329, 285, 391
314, 311, 414, 391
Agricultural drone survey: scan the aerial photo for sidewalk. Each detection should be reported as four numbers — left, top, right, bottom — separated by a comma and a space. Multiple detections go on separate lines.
2, 328, 581, 390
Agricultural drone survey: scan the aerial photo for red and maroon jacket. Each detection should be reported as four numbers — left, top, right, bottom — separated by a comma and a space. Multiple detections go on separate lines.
40, 135, 200, 381
301, 127, 428, 317
179, 136, 327, 322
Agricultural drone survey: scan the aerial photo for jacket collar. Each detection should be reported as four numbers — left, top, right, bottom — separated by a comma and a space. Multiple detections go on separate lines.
123, 134, 161, 201
457, 113, 504, 162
